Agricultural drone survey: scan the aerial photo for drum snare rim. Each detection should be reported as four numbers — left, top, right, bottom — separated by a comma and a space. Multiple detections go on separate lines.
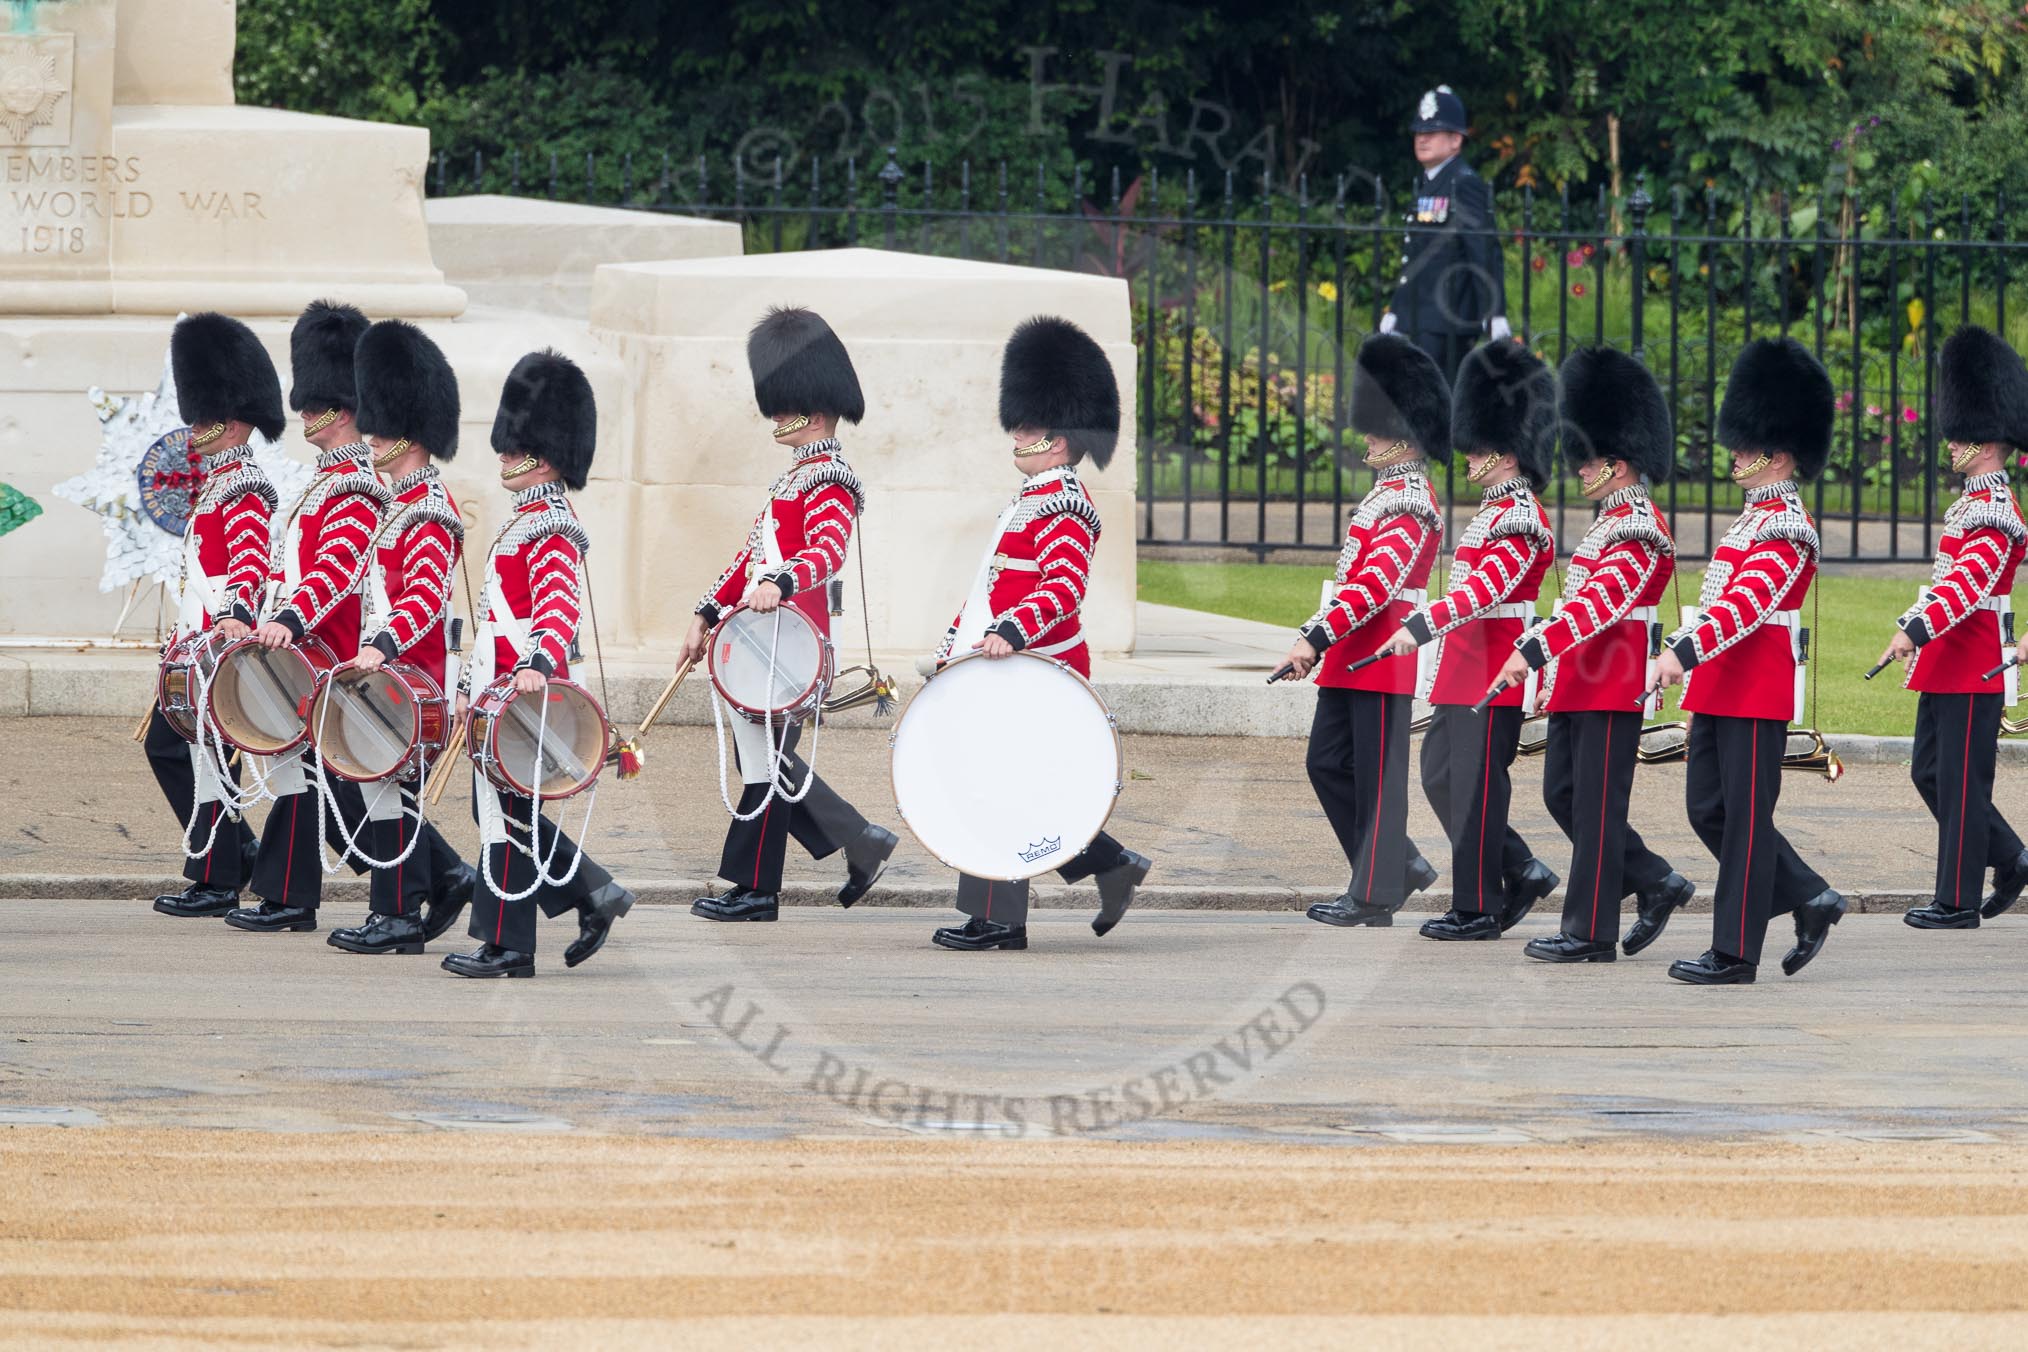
204, 633, 339, 756
309, 660, 446, 784
465, 673, 611, 801
887, 649, 1125, 882
707, 603, 832, 725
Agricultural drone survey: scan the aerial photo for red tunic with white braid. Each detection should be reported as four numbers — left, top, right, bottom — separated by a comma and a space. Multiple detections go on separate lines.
935, 465, 1103, 677
271, 443, 390, 657
1520, 485, 1675, 713
1298, 463, 1443, 694
1666, 481, 1817, 721
1900, 471, 2026, 695
180, 448, 277, 632
695, 437, 865, 643
364, 465, 465, 685
476, 483, 587, 682
1401, 478, 1552, 707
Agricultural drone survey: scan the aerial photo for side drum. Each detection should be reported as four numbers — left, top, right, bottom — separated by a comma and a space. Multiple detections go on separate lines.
157, 630, 225, 742
466, 674, 610, 801
308, 661, 449, 784
205, 635, 338, 756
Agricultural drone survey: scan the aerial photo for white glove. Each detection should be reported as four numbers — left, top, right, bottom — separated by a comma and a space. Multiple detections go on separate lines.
1488, 315, 1512, 342
1378, 312, 1399, 335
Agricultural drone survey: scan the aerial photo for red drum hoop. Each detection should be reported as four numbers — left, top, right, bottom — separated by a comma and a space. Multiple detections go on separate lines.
707, 603, 833, 725
466, 674, 610, 801
309, 661, 449, 784
157, 630, 225, 743
205, 634, 338, 756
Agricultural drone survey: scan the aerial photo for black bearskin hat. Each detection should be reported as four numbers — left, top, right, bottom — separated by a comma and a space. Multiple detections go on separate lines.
1717, 337, 1834, 481
1938, 325, 2028, 452
1452, 341, 1558, 489
354, 319, 460, 461
492, 349, 596, 490
172, 311, 285, 442
1349, 333, 1451, 459
1556, 347, 1674, 483
998, 315, 1121, 470
748, 306, 865, 425
288, 299, 369, 414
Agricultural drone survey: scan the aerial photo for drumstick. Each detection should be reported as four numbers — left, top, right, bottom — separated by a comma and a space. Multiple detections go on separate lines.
1864, 657, 1894, 680
1469, 679, 1512, 715
1265, 662, 1296, 685
1982, 654, 2020, 682
132, 699, 156, 742
424, 714, 469, 807
1344, 648, 1406, 674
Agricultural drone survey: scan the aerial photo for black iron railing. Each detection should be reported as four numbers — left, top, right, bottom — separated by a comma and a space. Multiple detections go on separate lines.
429, 146, 2027, 562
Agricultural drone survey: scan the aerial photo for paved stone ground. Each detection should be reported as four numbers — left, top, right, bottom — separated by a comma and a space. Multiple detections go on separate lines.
0, 715, 1977, 909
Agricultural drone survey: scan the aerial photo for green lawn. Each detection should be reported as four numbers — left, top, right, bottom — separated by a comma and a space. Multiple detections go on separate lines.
1140, 559, 1949, 736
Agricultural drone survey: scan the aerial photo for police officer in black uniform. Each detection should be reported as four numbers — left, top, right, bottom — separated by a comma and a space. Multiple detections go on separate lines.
1382, 86, 1509, 386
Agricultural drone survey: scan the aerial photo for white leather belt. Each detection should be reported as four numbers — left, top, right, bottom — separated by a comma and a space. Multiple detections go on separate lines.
1766, 611, 1801, 631
1480, 602, 1532, 620
994, 554, 1041, 573
1395, 588, 1427, 605
1977, 595, 2011, 613
1628, 605, 1660, 625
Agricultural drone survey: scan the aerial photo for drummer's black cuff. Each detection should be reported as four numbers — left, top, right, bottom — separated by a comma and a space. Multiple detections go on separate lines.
991, 619, 1028, 651
521, 650, 556, 677
763, 569, 798, 600
1517, 634, 1550, 670
275, 608, 305, 641
369, 632, 400, 662
1900, 616, 1931, 647
1300, 622, 1334, 653
695, 601, 722, 627
227, 600, 256, 628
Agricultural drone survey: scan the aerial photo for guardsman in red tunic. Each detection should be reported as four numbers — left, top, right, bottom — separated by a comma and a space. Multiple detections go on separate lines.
147, 313, 279, 917
929, 316, 1151, 951
1498, 347, 1696, 963
1885, 327, 2028, 928
325, 320, 479, 956
1377, 340, 1558, 940
1652, 338, 1848, 984
1285, 334, 1447, 927
679, 308, 898, 924
444, 350, 635, 978
225, 302, 390, 934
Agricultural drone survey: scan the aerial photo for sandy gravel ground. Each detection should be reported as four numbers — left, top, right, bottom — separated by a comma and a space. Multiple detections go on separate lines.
3, 1131, 2027, 1349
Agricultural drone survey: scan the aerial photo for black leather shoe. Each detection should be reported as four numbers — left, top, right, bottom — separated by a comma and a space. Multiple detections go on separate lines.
693, 891, 778, 922
1498, 859, 1559, 932
1905, 902, 1980, 930
1524, 933, 1618, 963
441, 944, 534, 978
563, 882, 636, 968
1668, 949, 1757, 984
1622, 871, 1696, 956
1781, 889, 1847, 975
838, 825, 899, 908
153, 884, 240, 917
1405, 854, 1439, 897
327, 912, 427, 954
1306, 899, 1398, 927
1419, 909, 1502, 941
932, 917, 1028, 950
422, 862, 477, 942
1092, 850, 1152, 936
1982, 848, 2028, 918
223, 900, 317, 933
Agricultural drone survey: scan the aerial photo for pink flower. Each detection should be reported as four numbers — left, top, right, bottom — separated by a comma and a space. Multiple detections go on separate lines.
1901, 406, 1918, 424
1866, 404, 1882, 418
1564, 249, 1585, 268
1572, 283, 1587, 296
1834, 391, 1853, 412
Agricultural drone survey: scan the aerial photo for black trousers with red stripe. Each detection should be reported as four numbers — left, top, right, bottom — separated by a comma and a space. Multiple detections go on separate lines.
1307, 687, 1415, 912
717, 722, 872, 896
955, 832, 1130, 929
467, 786, 614, 953
1911, 691, 2020, 911
143, 706, 257, 889
363, 776, 467, 918
250, 755, 372, 910
1419, 704, 1532, 914
1684, 714, 1829, 965
1542, 709, 1674, 941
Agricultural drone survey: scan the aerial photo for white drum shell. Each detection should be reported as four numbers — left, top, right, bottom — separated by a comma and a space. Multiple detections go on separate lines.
709, 604, 832, 725
889, 651, 1122, 881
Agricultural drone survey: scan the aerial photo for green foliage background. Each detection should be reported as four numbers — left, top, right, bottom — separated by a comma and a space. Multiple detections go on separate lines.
234, 1, 2028, 210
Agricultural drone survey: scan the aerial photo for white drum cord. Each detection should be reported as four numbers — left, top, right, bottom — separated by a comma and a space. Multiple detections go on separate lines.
306, 686, 427, 874
476, 682, 600, 905
709, 606, 819, 822
179, 643, 290, 860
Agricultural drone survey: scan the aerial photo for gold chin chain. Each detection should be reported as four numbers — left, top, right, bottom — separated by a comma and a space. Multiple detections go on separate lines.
302, 409, 340, 437
1948, 441, 1983, 473
373, 438, 411, 468
771, 414, 812, 441
1363, 438, 1414, 467
1580, 459, 1618, 495
188, 421, 227, 451
1729, 450, 1772, 482
498, 454, 540, 483
1466, 455, 1498, 484
1013, 433, 1057, 458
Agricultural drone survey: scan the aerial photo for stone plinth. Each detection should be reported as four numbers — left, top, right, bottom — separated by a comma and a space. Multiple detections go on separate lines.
114, 0, 234, 106
589, 247, 1138, 658
426, 195, 741, 318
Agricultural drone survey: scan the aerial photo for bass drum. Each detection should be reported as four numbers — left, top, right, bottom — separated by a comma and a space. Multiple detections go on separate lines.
466, 674, 610, 801
157, 630, 225, 742
708, 603, 833, 725
206, 635, 338, 756
889, 651, 1122, 881
308, 661, 450, 784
